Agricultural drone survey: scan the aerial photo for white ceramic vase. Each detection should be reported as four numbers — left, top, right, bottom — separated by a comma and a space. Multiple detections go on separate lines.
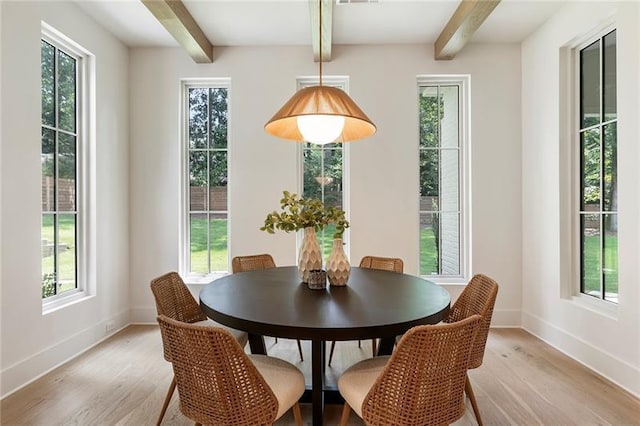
298, 227, 322, 282
326, 238, 350, 286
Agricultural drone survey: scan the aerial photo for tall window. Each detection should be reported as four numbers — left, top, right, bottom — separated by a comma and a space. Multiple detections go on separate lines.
41, 29, 89, 300
418, 78, 467, 279
184, 83, 229, 277
299, 77, 348, 257
578, 29, 617, 302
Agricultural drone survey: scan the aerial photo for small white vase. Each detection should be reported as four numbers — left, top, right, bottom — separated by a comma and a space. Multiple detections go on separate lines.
326, 238, 350, 286
298, 227, 322, 282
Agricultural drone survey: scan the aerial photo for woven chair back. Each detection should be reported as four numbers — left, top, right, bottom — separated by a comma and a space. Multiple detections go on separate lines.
445, 273, 499, 369
362, 315, 482, 426
150, 272, 208, 361
232, 254, 276, 273
150, 272, 207, 323
157, 315, 279, 426
359, 256, 404, 273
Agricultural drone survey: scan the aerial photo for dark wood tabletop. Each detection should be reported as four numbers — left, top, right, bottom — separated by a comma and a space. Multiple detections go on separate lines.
199, 265, 450, 341
199, 265, 451, 426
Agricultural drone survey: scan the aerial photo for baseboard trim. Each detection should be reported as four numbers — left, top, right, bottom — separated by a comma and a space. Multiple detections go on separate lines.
522, 310, 640, 398
0, 310, 129, 399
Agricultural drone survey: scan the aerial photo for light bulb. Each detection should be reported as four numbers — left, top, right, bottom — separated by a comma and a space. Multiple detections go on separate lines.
297, 114, 345, 145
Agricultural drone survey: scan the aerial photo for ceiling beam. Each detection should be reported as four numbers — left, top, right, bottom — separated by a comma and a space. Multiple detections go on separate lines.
434, 0, 501, 60
309, 0, 333, 62
141, 0, 213, 63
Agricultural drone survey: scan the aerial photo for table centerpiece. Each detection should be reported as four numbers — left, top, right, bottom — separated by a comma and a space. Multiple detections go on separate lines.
260, 190, 350, 285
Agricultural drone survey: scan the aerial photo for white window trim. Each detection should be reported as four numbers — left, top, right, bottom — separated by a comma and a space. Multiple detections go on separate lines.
416, 75, 471, 285
295, 76, 351, 258
559, 20, 618, 317
41, 22, 96, 313
179, 79, 232, 284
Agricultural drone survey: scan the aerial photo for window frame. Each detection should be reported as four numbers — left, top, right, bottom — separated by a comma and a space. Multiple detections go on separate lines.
295, 76, 351, 258
416, 75, 470, 284
41, 22, 95, 312
572, 25, 619, 306
179, 79, 232, 283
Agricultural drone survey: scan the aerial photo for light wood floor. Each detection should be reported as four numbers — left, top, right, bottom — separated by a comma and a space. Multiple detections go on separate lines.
2, 326, 639, 425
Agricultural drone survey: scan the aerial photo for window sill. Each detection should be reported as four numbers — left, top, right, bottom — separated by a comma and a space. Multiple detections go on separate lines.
568, 293, 619, 320
420, 275, 468, 286
43, 291, 94, 315
183, 272, 229, 286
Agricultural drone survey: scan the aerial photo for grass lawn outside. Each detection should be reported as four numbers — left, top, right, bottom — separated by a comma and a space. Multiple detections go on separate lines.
42, 215, 76, 294
582, 233, 618, 299
44, 217, 618, 302
44, 219, 441, 283
190, 216, 228, 273
190, 220, 342, 272
420, 226, 437, 275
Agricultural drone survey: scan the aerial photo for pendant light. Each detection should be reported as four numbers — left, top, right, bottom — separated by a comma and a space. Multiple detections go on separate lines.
264, 0, 376, 145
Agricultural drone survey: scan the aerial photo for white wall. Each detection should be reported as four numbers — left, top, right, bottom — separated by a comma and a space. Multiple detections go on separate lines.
0, 1, 524, 397
0, 1, 130, 397
128, 43, 523, 327
521, 1, 640, 396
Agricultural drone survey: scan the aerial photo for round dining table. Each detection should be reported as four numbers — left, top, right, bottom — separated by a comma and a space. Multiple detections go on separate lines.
199, 265, 450, 426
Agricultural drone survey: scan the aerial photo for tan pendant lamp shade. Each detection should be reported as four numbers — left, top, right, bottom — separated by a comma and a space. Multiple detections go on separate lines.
264, 0, 376, 144
264, 85, 376, 143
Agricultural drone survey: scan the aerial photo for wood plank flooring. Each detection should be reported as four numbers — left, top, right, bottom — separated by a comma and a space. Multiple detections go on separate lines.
2, 326, 639, 425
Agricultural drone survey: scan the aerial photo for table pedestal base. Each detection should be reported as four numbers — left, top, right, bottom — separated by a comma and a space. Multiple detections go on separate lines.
311, 340, 325, 425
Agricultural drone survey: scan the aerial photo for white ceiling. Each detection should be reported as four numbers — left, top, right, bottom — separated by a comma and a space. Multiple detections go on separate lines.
74, 0, 568, 49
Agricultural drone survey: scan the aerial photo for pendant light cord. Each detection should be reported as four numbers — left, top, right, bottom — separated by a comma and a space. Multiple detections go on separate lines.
319, 0, 323, 87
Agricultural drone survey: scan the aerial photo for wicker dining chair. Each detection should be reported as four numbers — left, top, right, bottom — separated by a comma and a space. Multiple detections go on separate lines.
358, 255, 404, 274
444, 273, 499, 426
157, 315, 304, 426
338, 314, 482, 426
150, 272, 248, 426
231, 253, 277, 273
327, 256, 404, 366
232, 254, 304, 362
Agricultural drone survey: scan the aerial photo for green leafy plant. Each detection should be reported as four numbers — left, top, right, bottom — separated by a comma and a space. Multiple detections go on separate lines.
260, 190, 349, 239
42, 273, 56, 298
325, 206, 349, 239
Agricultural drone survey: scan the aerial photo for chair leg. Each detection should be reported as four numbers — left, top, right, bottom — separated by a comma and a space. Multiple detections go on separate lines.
371, 338, 377, 357
157, 376, 176, 426
339, 403, 351, 426
296, 339, 304, 362
465, 374, 483, 426
358, 340, 361, 348
292, 402, 303, 426
328, 341, 337, 366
